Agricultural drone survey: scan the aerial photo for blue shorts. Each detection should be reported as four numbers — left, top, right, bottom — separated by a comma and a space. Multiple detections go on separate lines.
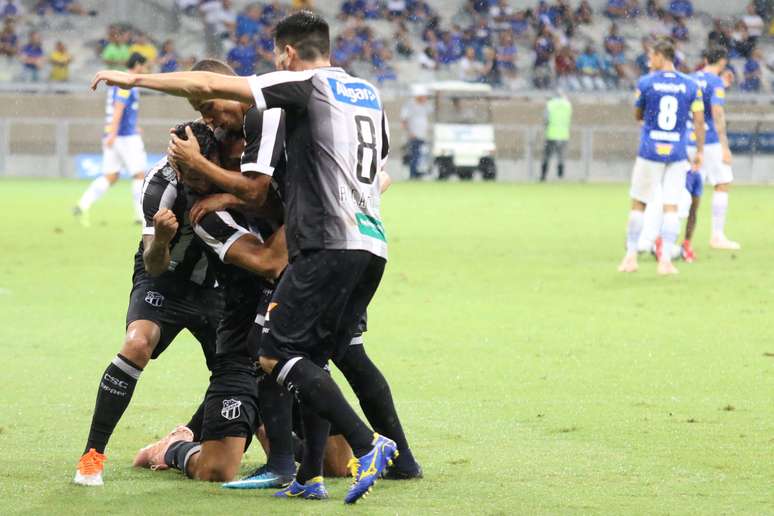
685, 170, 703, 197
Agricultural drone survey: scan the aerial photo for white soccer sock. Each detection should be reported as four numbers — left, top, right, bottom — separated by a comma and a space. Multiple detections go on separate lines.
626, 210, 644, 255
78, 176, 111, 211
132, 178, 144, 222
660, 212, 679, 263
711, 191, 728, 238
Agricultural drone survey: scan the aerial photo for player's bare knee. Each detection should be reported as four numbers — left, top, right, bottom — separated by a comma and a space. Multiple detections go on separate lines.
121, 333, 154, 366
104, 173, 120, 185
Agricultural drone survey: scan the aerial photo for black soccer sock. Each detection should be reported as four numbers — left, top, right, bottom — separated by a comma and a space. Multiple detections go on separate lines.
295, 404, 330, 485
558, 163, 564, 178
275, 357, 374, 457
185, 400, 206, 442
334, 344, 416, 467
540, 162, 548, 181
257, 372, 296, 475
84, 354, 142, 454
165, 440, 201, 478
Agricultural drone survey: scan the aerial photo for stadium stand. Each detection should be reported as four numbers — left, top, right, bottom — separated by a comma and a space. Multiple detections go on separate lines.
0, 0, 771, 94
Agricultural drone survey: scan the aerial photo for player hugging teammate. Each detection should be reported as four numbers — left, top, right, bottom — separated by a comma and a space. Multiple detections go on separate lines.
78, 11, 421, 505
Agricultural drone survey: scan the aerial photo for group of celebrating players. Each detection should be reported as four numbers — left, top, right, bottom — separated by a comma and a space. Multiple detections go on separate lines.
73, 11, 422, 505
619, 38, 740, 275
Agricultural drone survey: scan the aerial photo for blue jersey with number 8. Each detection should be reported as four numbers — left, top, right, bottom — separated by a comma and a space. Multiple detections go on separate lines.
634, 70, 702, 163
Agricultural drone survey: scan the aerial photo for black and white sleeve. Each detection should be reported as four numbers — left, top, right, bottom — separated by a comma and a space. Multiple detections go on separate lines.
241, 106, 286, 177
141, 159, 178, 236
193, 210, 251, 263
247, 70, 316, 112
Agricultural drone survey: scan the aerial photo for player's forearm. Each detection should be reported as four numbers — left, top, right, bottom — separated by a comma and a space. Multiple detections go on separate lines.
132, 71, 251, 103
190, 155, 269, 206
694, 119, 706, 153
143, 238, 171, 276
715, 109, 730, 150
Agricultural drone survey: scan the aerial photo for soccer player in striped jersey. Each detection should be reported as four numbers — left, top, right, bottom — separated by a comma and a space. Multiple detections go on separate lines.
618, 37, 705, 276
131, 122, 288, 482
74, 53, 149, 226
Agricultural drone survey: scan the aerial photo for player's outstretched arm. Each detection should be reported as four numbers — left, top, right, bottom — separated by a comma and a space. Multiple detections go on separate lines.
142, 208, 178, 276
223, 227, 288, 281
91, 70, 253, 104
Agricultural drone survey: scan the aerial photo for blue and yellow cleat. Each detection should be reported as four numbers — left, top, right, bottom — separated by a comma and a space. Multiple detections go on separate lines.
273, 476, 329, 500
344, 434, 398, 504
222, 464, 294, 489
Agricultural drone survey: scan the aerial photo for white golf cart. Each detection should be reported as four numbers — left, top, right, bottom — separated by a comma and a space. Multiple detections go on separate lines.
422, 81, 497, 181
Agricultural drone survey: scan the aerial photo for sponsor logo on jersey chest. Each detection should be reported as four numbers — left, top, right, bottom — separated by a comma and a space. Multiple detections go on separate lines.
328, 78, 381, 110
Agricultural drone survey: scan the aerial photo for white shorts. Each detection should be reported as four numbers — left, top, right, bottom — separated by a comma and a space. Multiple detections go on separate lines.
687, 143, 733, 186
630, 157, 689, 206
102, 134, 147, 175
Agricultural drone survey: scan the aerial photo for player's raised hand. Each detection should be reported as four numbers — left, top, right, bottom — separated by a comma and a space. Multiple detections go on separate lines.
168, 125, 202, 169
153, 208, 179, 243
91, 70, 135, 91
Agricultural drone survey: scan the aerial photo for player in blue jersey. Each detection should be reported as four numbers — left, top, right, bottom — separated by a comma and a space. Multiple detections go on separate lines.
682, 46, 740, 259
74, 53, 148, 226
618, 37, 705, 275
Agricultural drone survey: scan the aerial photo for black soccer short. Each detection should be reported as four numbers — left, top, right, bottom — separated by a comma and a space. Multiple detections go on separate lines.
259, 250, 386, 366
126, 277, 222, 368
200, 358, 259, 445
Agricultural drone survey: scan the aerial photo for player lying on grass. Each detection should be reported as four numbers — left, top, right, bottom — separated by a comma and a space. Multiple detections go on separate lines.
73, 121, 284, 486
132, 121, 287, 482
618, 37, 705, 276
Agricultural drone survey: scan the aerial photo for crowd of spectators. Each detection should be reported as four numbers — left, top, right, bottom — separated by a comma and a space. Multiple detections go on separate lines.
1, 0, 773, 93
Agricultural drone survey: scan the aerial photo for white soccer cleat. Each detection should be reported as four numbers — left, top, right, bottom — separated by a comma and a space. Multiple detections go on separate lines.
74, 449, 106, 486
709, 236, 741, 250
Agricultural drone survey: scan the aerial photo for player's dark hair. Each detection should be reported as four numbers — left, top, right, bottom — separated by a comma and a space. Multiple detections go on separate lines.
126, 52, 147, 70
274, 10, 330, 60
173, 122, 218, 159
191, 58, 236, 75
705, 46, 728, 65
651, 37, 675, 62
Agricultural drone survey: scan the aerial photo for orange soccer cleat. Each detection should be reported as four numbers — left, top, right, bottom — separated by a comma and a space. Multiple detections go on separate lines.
74, 449, 107, 486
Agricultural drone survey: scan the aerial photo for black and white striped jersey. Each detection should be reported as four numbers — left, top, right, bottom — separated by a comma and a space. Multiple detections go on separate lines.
247, 67, 390, 261
190, 199, 274, 362
132, 157, 214, 288
240, 105, 287, 207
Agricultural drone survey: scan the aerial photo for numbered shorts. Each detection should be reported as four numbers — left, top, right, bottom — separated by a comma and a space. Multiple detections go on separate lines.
200, 359, 259, 444
630, 157, 689, 206
102, 134, 147, 174
687, 143, 733, 186
126, 277, 223, 370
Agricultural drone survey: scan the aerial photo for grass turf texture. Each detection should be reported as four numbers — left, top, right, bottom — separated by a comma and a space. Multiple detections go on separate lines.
0, 179, 772, 515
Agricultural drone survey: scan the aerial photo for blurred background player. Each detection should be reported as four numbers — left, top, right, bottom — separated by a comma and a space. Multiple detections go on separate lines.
618, 37, 704, 276
73, 52, 148, 226
400, 85, 432, 180
684, 46, 741, 257
540, 89, 572, 182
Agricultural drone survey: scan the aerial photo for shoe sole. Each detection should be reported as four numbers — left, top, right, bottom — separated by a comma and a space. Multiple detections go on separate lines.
222, 479, 291, 489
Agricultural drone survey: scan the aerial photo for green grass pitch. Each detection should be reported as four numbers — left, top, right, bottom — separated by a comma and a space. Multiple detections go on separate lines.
0, 179, 772, 515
